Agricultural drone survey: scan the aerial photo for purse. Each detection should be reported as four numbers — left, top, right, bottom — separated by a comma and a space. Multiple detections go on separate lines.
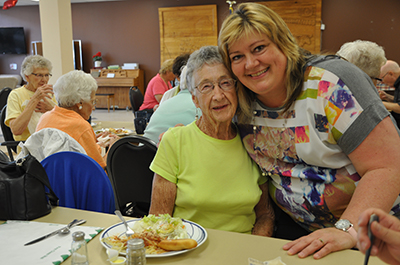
134, 110, 152, 134
0, 154, 58, 220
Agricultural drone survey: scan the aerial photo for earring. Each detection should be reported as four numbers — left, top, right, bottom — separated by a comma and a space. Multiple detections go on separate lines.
195, 108, 200, 121
79, 105, 83, 110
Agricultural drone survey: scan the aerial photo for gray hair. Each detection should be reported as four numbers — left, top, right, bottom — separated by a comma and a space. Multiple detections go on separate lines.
336, 40, 386, 79
20, 55, 53, 81
186, 46, 224, 95
179, 65, 188, 90
54, 70, 97, 107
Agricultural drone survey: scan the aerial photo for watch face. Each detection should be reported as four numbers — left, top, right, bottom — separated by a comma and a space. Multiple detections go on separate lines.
336, 219, 351, 230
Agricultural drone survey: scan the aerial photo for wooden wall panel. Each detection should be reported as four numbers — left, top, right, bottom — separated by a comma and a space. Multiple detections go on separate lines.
159, 5, 218, 65
260, 0, 322, 54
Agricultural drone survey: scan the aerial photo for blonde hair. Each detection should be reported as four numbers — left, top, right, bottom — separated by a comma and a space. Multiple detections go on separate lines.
159, 59, 174, 74
218, 2, 308, 123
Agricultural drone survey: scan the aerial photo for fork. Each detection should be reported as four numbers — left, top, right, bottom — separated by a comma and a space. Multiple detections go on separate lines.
115, 210, 135, 238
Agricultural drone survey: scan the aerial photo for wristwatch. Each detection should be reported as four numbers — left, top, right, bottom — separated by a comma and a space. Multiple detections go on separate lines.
335, 219, 357, 239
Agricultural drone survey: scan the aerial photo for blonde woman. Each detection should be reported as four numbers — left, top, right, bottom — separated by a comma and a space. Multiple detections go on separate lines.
218, 2, 400, 259
139, 59, 175, 113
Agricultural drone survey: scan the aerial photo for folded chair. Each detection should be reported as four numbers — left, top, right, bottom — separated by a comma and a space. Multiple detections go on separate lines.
106, 135, 157, 217
41, 151, 115, 214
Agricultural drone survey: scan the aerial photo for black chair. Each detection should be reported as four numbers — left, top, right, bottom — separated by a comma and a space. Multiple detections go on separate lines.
106, 135, 157, 217
129, 86, 144, 112
0, 105, 21, 160
0, 87, 12, 111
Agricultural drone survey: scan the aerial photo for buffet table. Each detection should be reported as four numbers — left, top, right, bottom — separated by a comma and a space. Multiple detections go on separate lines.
31, 207, 385, 265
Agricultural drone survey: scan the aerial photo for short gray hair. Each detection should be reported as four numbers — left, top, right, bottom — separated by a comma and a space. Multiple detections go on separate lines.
336, 40, 386, 79
20, 55, 53, 82
54, 70, 97, 107
186, 46, 224, 95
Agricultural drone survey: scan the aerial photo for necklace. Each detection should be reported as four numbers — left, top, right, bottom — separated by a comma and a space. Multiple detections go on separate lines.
252, 105, 288, 177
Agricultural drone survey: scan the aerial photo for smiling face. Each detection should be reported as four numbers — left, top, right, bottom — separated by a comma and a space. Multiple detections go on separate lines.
192, 63, 238, 127
229, 32, 288, 108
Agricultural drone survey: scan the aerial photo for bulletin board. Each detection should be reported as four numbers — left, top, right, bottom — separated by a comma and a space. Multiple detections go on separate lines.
158, 5, 218, 65
260, 0, 322, 54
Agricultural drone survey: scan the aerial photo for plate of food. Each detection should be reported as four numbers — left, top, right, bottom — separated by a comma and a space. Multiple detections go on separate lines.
95, 128, 134, 136
100, 214, 207, 258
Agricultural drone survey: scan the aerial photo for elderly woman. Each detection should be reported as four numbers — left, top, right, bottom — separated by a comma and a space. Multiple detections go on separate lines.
218, 2, 400, 259
36, 70, 118, 168
336, 40, 387, 85
139, 59, 175, 113
149, 46, 274, 235
5, 55, 57, 141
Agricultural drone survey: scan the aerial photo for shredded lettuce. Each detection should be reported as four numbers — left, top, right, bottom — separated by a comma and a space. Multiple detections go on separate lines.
132, 214, 188, 239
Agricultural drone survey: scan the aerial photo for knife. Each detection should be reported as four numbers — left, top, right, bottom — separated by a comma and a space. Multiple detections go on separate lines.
24, 219, 86, 246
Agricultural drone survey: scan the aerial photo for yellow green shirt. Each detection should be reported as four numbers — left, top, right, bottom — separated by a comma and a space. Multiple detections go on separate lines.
150, 122, 266, 233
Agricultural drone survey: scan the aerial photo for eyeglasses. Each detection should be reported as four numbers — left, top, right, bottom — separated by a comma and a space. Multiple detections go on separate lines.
195, 78, 237, 94
91, 99, 97, 106
31, 73, 52, 78
373, 77, 382, 82
379, 72, 389, 81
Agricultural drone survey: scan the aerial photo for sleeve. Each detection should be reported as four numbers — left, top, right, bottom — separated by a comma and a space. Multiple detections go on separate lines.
152, 76, 169, 96
5, 90, 22, 126
78, 128, 106, 168
312, 58, 392, 155
149, 128, 179, 184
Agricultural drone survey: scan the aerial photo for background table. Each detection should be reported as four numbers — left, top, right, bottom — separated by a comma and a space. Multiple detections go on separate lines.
33, 207, 386, 265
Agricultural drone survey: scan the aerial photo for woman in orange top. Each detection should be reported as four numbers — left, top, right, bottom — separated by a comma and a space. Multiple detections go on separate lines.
36, 70, 118, 168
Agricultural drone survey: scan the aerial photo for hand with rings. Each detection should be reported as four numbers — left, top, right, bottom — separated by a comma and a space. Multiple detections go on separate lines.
283, 227, 357, 259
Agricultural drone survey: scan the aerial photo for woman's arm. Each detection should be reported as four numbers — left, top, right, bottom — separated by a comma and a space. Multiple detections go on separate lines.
252, 182, 275, 237
284, 116, 400, 259
149, 173, 177, 215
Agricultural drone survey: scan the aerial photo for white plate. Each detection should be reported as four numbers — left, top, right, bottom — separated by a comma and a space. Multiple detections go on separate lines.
91, 122, 97, 127
100, 219, 207, 258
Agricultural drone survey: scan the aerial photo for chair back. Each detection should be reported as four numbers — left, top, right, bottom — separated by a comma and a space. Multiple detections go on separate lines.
0, 87, 12, 111
106, 135, 157, 217
0, 105, 19, 160
129, 86, 144, 112
41, 151, 115, 214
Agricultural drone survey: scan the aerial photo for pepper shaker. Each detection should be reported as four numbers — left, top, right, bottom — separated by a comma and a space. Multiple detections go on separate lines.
126, 238, 146, 265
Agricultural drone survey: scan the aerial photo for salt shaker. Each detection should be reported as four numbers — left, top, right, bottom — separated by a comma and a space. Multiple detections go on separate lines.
71, 231, 89, 265
126, 238, 146, 265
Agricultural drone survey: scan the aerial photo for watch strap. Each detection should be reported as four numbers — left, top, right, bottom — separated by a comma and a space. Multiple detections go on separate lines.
347, 226, 357, 239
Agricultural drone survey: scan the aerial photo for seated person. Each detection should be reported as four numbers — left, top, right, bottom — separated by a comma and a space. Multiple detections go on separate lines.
336, 40, 387, 85
139, 59, 175, 113
149, 46, 274, 236
5, 55, 57, 141
36, 70, 118, 168
143, 66, 199, 144
159, 53, 190, 105
377, 60, 400, 127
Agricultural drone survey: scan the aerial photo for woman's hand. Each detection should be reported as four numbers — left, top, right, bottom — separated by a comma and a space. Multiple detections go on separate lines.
283, 227, 357, 259
35, 99, 54, 113
358, 208, 400, 265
